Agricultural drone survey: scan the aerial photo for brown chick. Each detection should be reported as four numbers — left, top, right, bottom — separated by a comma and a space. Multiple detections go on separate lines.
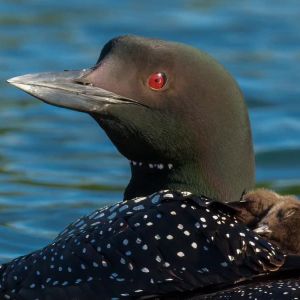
230, 188, 300, 255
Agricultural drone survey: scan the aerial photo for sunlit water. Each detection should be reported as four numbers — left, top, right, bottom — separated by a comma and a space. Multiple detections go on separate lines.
0, 0, 299, 262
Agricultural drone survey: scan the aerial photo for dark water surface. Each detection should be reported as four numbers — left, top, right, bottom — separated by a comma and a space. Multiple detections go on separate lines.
0, 0, 299, 262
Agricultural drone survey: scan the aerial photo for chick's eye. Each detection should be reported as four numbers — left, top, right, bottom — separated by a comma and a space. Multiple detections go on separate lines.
148, 72, 167, 90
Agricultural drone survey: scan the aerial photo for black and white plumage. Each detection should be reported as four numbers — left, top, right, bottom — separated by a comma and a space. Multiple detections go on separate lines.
191, 277, 300, 299
207, 280, 300, 299
0, 191, 284, 299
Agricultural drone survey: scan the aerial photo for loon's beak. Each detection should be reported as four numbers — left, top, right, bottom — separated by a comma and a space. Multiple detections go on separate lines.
7, 68, 143, 113
254, 224, 272, 235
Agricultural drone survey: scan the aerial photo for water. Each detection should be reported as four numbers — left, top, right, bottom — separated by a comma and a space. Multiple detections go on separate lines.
0, 0, 299, 263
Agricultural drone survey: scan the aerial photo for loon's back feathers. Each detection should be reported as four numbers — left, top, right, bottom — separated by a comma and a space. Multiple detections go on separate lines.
0, 191, 284, 299
159, 256, 300, 299
175, 278, 300, 300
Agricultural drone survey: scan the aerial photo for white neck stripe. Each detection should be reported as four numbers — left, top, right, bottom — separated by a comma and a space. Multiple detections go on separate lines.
130, 161, 173, 170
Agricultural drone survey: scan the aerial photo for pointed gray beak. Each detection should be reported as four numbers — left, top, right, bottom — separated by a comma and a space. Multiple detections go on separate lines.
7, 68, 144, 113
254, 224, 272, 234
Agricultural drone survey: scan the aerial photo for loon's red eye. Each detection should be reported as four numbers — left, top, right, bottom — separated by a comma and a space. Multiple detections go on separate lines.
148, 72, 167, 90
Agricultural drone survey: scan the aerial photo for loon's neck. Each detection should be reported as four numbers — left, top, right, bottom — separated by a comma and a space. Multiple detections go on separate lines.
124, 160, 213, 200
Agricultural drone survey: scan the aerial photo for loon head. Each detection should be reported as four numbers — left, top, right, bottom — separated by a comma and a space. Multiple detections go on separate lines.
7, 35, 255, 202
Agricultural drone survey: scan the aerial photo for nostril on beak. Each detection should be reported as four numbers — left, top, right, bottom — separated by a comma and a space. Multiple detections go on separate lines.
74, 79, 94, 87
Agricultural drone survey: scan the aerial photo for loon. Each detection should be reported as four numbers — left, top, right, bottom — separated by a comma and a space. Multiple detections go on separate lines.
4, 35, 300, 299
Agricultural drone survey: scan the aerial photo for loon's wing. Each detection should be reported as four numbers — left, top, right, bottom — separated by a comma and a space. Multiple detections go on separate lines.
182, 275, 300, 300
0, 191, 284, 300
158, 248, 300, 299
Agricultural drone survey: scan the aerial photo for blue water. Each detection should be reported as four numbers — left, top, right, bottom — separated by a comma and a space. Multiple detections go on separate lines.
0, 0, 299, 263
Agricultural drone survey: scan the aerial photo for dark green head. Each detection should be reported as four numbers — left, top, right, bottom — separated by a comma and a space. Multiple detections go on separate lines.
8, 35, 255, 202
